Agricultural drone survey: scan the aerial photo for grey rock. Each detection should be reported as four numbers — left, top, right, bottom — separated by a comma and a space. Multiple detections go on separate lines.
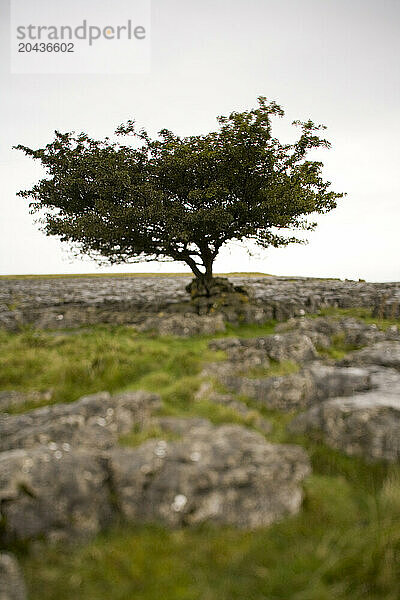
152, 416, 210, 435
210, 332, 318, 364
0, 553, 27, 600
0, 388, 309, 541
275, 316, 399, 348
220, 364, 371, 412
374, 294, 400, 319
0, 390, 52, 413
2, 275, 400, 330
289, 367, 400, 461
0, 447, 114, 543
0, 421, 310, 541
227, 372, 315, 412
221, 346, 272, 371
368, 365, 400, 392
340, 341, 400, 370
0, 391, 161, 453
307, 363, 372, 402
136, 313, 226, 336
108, 422, 310, 528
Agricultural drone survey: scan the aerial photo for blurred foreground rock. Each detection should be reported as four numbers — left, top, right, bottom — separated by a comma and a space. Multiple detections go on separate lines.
0, 553, 27, 600
0, 391, 161, 452
108, 422, 310, 528
0, 393, 311, 545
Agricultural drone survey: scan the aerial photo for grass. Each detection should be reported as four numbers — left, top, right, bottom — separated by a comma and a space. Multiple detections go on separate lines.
316, 332, 361, 361
247, 358, 300, 379
0, 326, 221, 413
0, 309, 399, 599
119, 424, 181, 447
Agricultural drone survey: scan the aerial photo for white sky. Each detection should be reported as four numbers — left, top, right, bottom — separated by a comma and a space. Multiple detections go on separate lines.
1, 0, 399, 281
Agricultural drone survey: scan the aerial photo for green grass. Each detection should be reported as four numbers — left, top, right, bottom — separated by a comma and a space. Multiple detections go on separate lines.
0, 320, 276, 414
316, 332, 361, 361
0, 315, 399, 599
0, 326, 223, 413
247, 358, 300, 379
119, 424, 181, 447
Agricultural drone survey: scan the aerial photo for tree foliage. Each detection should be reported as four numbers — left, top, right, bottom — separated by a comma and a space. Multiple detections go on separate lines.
15, 97, 343, 282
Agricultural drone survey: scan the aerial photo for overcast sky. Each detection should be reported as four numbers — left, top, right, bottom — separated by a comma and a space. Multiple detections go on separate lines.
1, 0, 399, 281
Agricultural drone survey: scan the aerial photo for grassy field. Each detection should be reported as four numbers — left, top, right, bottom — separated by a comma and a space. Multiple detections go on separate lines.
0, 309, 399, 599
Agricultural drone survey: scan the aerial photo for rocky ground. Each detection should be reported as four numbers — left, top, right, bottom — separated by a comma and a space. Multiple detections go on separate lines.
0, 277, 399, 599
1, 275, 400, 330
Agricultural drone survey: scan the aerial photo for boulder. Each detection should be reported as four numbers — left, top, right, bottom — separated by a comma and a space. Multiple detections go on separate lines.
0, 385, 310, 541
0, 421, 310, 541
0, 553, 27, 600
289, 395, 400, 462
108, 422, 311, 528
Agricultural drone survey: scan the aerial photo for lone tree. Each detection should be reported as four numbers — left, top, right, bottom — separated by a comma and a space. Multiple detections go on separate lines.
15, 97, 342, 297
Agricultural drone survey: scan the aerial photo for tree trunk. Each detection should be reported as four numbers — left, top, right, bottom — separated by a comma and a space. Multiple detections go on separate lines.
201, 261, 214, 296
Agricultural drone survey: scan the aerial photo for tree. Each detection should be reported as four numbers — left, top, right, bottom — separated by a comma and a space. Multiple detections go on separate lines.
15, 97, 342, 294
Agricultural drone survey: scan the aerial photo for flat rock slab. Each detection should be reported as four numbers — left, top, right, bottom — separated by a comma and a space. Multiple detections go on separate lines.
213, 362, 372, 412
289, 367, 400, 462
340, 341, 400, 370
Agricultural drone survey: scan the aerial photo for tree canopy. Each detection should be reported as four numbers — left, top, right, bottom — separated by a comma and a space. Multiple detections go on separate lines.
15, 97, 343, 283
